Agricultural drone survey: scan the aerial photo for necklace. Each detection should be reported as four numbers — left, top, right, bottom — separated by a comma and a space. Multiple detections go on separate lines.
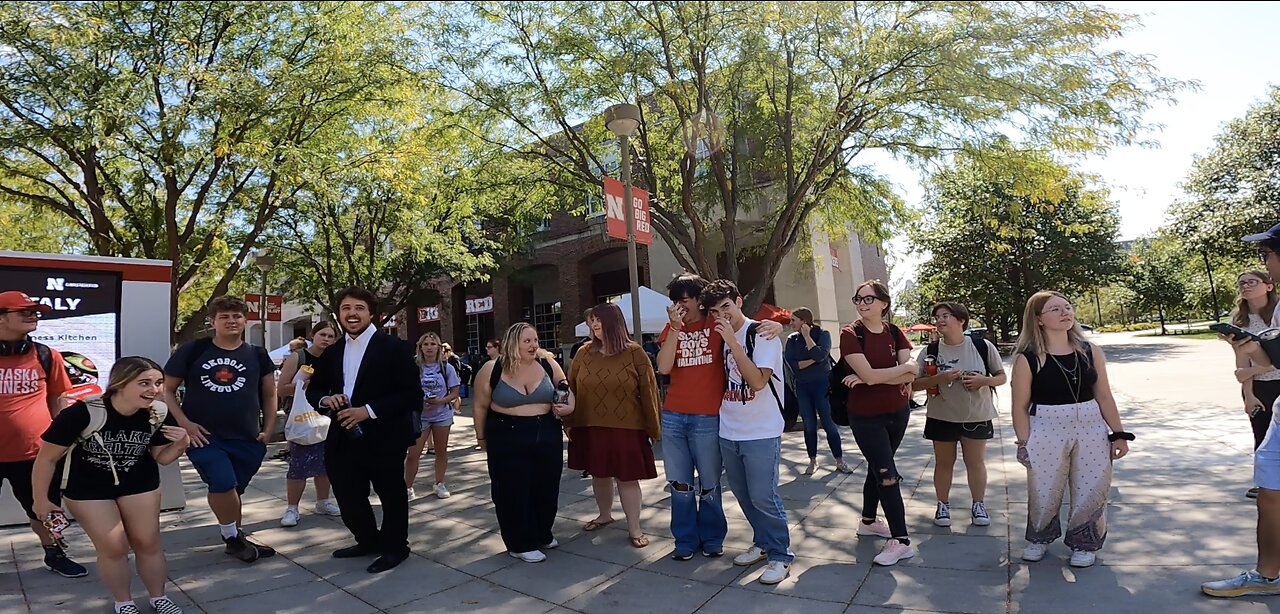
1047, 352, 1082, 405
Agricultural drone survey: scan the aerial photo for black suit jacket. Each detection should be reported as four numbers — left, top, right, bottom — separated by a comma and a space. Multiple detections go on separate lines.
306, 330, 423, 449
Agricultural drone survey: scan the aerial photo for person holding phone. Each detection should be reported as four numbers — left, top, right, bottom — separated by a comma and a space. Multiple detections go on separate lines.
406, 333, 461, 500
1229, 270, 1280, 499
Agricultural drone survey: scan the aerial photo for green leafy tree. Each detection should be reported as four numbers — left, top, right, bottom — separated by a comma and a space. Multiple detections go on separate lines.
912, 149, 1123, 341
1169, 86, 1280, 260
1124, 235, 1188, 335
0, 1, 423, 341
433, 1, 1182, 312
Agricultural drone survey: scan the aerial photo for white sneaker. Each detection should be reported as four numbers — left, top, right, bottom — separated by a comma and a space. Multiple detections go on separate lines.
1022, 543, 1046, 562
407, 487, 416, 499
542, 538, 559, 550
933, 501, 952, 527
758, 560, 790, 585
314, 500, 341, 516
434, 482, 451, 499
509, 550, 546, 563
1069, 550, 1096, 567
733, 546, 767, 567
280, 508, 300, 527
970, 501, 991, 527
856, 519, 892, 538
873, 540, 917, 566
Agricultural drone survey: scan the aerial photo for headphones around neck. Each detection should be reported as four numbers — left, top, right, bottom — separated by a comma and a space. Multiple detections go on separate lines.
0, 336, 34, 356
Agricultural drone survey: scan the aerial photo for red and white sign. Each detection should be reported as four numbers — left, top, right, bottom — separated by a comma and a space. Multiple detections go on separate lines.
830, 246, 840, 270
418, 305, 441, 323
465, 296, 494, 315
245, 293, 282, 321
603, 177, 652, 245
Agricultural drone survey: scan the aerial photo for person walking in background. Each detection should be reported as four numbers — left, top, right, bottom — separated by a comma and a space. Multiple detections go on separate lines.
485, 338, 500, 363
32, 357, 189, 614
472, 323, 573, 563
406, 332, 460, 500
275, 321, 342, 527
840, 280, 918, 566
700, 280, 793, 585
163, 296, 277, 563
0, 290, 88, 578
1012, 291, 1130, 569
306, 288, 422, 574
912, 302, 1005, 529
784, 307, 850, 476
1229, 269, 1279, 499
566, 303, 661, 549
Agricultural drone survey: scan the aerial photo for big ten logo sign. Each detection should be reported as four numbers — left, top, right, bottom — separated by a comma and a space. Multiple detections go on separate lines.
417, 305, 441, 323
465, 296, 494, 315
244, 294, 283, 321
603, 177, 652, 245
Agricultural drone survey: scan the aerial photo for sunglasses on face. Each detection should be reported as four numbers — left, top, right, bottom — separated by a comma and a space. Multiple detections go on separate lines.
1, 309, 41, 318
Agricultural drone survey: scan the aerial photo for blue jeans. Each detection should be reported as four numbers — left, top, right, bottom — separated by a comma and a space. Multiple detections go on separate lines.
720, 436, 793, 564
661, 410, 727, 554
795, 377, 843, 460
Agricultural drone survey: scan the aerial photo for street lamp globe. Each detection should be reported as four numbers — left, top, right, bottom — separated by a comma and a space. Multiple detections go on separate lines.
253, 250, 275, 274
604, 103, 641, 138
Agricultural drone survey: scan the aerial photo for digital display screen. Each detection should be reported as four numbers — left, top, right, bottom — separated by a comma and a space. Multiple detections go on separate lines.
2, 266, 122, 400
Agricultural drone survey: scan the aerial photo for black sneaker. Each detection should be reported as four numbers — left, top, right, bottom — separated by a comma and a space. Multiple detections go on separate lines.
43, 545, 88, 578
240, 532, 276, 558
224, 534, 260, 563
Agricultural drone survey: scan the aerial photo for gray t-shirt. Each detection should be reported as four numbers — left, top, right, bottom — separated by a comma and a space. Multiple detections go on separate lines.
916, 338, 1002, 424
165, 339, 275, 441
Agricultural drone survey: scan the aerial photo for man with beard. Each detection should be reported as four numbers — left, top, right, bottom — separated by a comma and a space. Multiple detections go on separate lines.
164, 296, 277, 563
307, 288, 422, 573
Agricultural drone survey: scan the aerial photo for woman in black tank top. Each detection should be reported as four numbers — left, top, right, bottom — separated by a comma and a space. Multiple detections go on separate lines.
1010, 291, 1131, 569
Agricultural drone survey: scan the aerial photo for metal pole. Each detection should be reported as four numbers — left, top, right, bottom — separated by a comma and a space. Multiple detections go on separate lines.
260, 275, 268, 347
621, 134, 642, 345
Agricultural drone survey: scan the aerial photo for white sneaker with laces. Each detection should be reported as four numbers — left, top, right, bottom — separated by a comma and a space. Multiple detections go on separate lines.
733, 546, 767, 567
873, 540, 917, 566
314, 500, 341, 516
1069, 550, 1096, 567
857, 519, 892, 538
758, 560, 790, 584
280, 508, 300, 527
1022, 543, 1046, 562
407, 487, 416, 499
509, 550, 546, 563
434, 482, 451, 499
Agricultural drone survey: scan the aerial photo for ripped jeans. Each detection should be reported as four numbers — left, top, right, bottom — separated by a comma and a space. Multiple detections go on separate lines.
849, 407, 910, 540
661, 410, 727, 554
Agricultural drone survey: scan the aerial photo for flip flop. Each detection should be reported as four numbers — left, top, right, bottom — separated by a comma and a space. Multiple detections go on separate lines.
629, 534, 649, 549
583, 518, 615, 532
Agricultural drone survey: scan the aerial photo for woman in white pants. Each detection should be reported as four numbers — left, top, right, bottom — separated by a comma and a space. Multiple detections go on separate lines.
1010, 291, 1131, 568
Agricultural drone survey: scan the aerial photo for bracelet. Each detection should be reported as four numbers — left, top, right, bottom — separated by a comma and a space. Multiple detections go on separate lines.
1107, 432, 1135, 442
1015, 440, 1027, 446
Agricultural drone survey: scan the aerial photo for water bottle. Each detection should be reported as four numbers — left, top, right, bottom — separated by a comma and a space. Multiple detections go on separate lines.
925, 355, 940, 397
554, 381, 570, 405
335, 396, 364, 439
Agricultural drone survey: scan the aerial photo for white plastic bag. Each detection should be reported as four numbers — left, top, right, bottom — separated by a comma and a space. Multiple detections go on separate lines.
284, 381, 330, 445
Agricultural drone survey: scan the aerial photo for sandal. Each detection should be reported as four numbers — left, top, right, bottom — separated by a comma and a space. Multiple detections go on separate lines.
629, 534, 649, 549
582, 518, 615, 532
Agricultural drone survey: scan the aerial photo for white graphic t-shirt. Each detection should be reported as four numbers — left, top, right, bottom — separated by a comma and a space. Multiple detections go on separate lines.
719, 319, 785, 441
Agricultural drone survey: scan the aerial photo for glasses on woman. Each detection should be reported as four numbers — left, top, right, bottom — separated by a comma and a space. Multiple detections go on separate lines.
853, 294, 879, 305
1041, 304, 1074, 316
1239, 278, 1265, 289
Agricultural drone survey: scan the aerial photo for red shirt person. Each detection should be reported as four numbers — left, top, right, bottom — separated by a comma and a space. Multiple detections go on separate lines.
0, 290, 87, 577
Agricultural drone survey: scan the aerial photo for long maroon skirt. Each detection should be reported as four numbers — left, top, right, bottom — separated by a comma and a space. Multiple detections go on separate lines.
567, 426, 657, 481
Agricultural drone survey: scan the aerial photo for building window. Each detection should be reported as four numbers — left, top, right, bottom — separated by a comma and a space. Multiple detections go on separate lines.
533, 302, 561, 348
584, 192, 605, 218
535, 217, 552, 232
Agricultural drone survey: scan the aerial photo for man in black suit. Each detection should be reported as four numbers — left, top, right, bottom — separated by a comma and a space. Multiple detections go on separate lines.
306, 288, 422, 573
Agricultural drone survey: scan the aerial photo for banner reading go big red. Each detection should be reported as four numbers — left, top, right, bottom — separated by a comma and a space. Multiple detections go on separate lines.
603, 177, 652, 245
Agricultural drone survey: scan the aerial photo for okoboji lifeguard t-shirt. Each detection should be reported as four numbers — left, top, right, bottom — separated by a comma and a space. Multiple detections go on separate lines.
165, 339, 274, 441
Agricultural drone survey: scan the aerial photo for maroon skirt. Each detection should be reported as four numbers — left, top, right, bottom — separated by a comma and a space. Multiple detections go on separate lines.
567, 426, 657, 481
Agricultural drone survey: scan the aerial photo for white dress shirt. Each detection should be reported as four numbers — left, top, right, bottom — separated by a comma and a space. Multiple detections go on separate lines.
342, 324, 378, 418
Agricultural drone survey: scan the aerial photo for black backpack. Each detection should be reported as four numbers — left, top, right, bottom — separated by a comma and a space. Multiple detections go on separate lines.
921, 334, 999, 402
33, 341, 54, 382
722, 322, 784, 412
830, 321, 902, 427
489, 356, 556, 390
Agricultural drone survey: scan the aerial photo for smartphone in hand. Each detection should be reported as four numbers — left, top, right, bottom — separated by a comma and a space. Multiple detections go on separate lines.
1209, 322, 1259, 342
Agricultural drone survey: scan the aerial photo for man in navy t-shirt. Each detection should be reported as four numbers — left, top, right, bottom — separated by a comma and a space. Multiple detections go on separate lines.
163, 296, 277, 563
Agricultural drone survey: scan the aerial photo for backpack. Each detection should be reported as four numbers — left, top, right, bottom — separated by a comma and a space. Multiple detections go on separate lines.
32, 341, 54, 382
721, 322, 784, 412
60, 396, 169, 489
489, 356, 557, 390
830, 321, 903, 427
922, 335, 999, 401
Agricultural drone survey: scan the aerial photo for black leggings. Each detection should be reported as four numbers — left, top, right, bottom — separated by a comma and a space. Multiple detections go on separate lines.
1251, 380, 1280, 449
850, 407, 910, 539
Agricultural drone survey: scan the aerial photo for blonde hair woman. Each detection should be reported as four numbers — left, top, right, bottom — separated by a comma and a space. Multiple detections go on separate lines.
31, 357, 190, 614
472, 323, 574, 563
1011, 291, 1131, 568
405, 332, 460, 499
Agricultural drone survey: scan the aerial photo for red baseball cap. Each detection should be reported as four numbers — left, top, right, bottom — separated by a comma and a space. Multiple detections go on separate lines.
0, 291, 51, 313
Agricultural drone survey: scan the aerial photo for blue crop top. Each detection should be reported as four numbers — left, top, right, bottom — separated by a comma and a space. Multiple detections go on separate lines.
491, 373, 555, 408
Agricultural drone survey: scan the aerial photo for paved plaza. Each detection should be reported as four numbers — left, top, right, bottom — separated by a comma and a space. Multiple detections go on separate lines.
2, 332, 1276, 613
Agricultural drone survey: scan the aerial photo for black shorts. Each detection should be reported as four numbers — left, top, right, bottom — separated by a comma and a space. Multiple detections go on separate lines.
923, 417, 994, 442
0, 459, 62, 521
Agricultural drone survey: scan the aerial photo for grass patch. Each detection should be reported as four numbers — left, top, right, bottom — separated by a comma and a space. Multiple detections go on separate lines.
1136, 330, 1218, 340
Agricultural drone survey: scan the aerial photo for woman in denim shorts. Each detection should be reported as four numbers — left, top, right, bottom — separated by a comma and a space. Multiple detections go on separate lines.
405, 332, 461, 500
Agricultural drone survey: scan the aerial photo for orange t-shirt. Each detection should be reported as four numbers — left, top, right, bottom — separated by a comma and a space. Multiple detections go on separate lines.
0, 346, 72, 462
657, 318, 725, 414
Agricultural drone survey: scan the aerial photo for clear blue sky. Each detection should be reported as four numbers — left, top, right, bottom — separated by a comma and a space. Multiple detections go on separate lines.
885, 1, 1280, 288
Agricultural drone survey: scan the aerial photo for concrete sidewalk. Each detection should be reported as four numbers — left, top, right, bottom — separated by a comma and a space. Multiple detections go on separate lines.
2, 331, 1276, 613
